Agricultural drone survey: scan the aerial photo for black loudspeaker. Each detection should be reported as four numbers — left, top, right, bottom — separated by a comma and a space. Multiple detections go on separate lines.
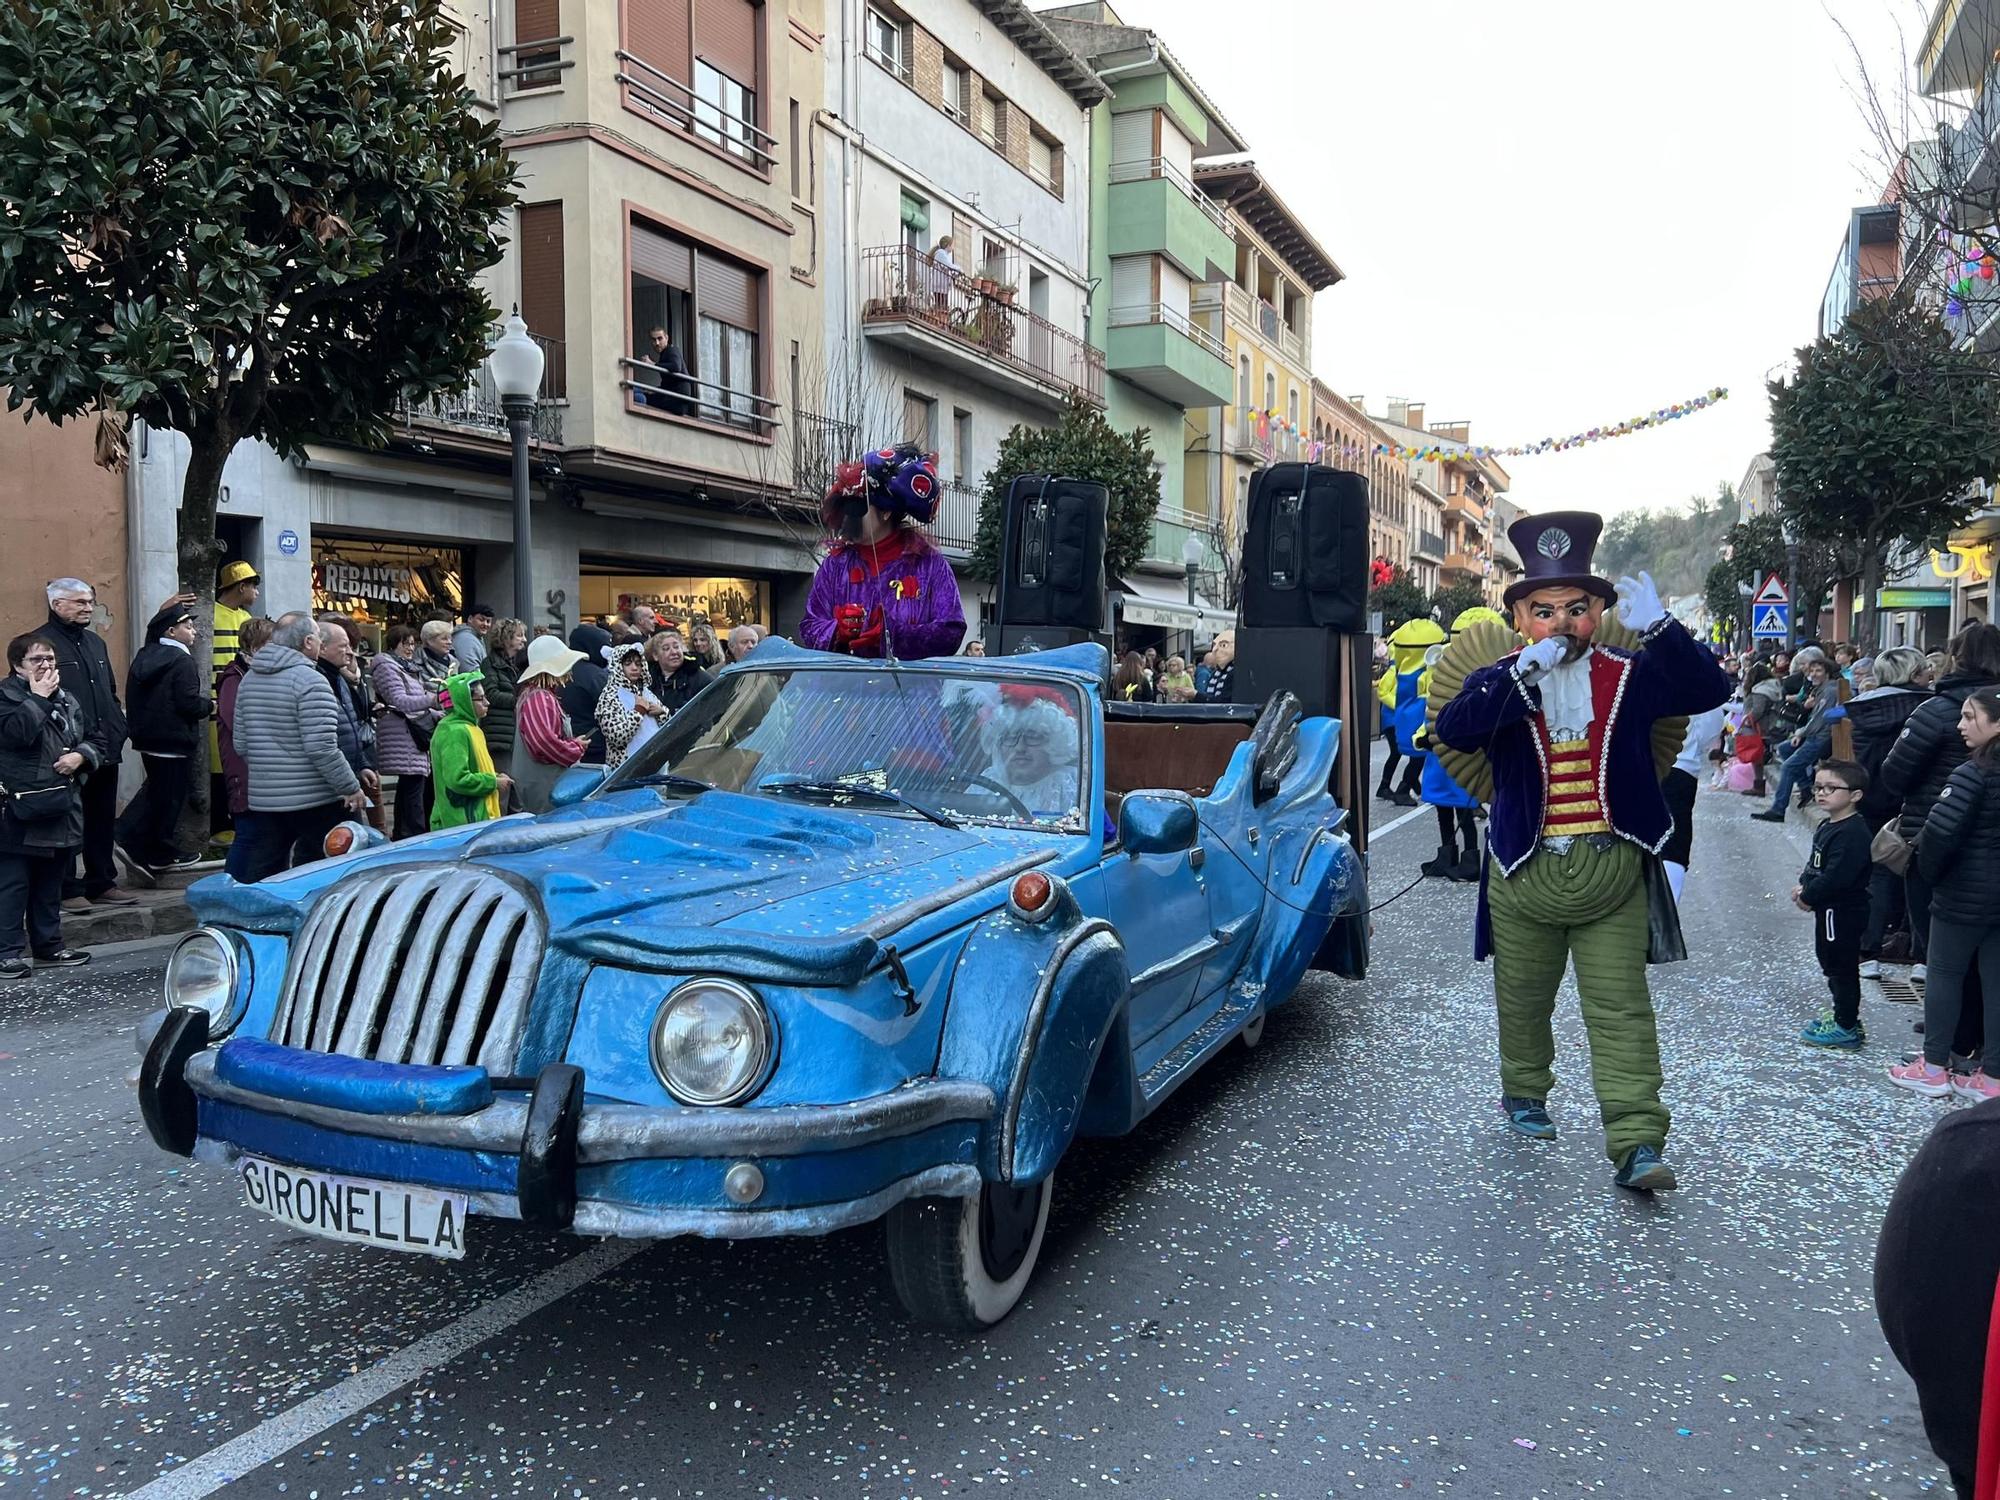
1233, 627, 1376, 854
1240, 463, 1369, 631
993, 475, 1110, 632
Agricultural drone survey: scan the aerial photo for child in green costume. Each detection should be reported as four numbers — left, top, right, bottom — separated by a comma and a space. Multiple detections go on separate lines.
429, 672, 512, 830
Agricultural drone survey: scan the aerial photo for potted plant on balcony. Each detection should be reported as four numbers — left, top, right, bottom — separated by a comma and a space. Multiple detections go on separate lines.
994, 281, 1017, 305
975, 275, 997, 297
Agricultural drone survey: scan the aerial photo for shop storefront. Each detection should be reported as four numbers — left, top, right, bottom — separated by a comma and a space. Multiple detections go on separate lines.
313, 537, 471, 653
578, 570, 772, 633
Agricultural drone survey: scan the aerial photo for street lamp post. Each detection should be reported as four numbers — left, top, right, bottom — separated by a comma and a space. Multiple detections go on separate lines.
487, 309, 546, 625
1181, 531, 1205, 661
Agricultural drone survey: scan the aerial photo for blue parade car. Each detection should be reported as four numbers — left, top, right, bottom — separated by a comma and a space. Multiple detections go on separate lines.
138, 642, 1365, 1329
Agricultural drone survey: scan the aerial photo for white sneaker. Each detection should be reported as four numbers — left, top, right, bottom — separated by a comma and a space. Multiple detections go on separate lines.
1912, 964, 1927, 986
1859, 959, 1882, 979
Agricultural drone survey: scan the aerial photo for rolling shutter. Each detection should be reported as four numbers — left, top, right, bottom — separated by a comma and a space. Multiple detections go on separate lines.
1159, 259, 1189, 320
631, 220, 692, 289
516, 0, 559, 45
1111, 109, 1152, 165
1110, 255, 1149, 313
518, 203, 565, 343
627, 0, 692, 89
1159, 116, 1194, 181
694, 0, 758, 87
695, 251, 757, 330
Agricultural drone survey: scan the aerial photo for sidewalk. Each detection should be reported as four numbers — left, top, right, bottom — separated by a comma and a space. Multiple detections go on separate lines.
63, 859, 209, 949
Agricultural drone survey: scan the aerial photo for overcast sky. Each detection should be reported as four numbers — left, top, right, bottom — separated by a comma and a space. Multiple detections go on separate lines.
1113, 0, 1927, 517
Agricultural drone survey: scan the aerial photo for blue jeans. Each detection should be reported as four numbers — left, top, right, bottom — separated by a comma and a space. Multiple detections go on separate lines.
1768, 736, 1828, 814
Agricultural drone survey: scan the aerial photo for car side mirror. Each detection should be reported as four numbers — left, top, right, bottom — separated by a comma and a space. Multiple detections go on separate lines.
1118, 792, 1198, 856
549, 765, 607, 808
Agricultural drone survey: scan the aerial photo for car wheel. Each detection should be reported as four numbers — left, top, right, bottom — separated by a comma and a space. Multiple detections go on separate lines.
1238, 1011, 1266, 1049
885, 1174, 1053, 1332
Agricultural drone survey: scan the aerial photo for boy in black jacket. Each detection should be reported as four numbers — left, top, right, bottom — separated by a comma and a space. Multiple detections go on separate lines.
1795, 758, 1874, 1050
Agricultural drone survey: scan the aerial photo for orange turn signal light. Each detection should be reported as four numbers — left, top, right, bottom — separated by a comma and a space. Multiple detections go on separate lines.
323, 824, 355, 859
1009, 871, 1054, 920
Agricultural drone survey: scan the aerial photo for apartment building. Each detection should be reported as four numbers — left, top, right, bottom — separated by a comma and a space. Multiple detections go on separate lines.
1186, 162, 1342, 545
1310, 381, 1413, 574
1362, 402, 1508, 605
816, 0, 1105, 631
136, 0, 835, 645
1037, 3, 1241, 627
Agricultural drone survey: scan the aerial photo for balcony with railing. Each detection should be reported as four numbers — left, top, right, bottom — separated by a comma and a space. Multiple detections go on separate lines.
614, 48, 778, 174
1107, 157, 1234, 282
1106, 300, 1232, 407
1443, 550, 1488, 580
619, 356, 779, 436
1413, 529, 1447, 562
791, 409, 859, 504
1444, 490, 1485, 525
859, 246, 1105, 410
931, 479, 984, 554
499, 33, 572, 93
1145, 506, 1224, 574
398, 333, 565, 445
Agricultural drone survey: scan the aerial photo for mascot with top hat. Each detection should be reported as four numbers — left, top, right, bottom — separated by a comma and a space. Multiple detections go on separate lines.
1431, 511, 1729, 1192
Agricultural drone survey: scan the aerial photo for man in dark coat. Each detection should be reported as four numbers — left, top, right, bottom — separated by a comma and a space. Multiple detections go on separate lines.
114, 603, 211, 872
35, 577, 138, 909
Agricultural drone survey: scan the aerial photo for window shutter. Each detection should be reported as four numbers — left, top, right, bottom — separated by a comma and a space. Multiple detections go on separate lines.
627, 0, 692, 88
1110, 256, 1149, 312
631, 220, 692, 289
516, 0, 559, 45
1160, 117, 1194, 181
1159, 260, 1190, 320
1111, 109, 1151, 165
693, 0, 757, 88
519, 203, 565, 343
695, 251, 757, 330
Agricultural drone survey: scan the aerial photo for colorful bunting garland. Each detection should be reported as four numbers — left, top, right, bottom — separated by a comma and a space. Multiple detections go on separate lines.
1364, 387, 1730, 462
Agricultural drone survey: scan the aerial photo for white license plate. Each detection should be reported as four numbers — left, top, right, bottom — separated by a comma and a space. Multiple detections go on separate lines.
238, 1155, 469, 1259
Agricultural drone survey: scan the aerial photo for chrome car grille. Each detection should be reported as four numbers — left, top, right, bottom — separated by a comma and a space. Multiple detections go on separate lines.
273, 869, 545, 1069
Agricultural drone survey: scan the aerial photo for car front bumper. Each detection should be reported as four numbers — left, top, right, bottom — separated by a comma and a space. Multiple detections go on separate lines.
141, 1010, 994, 1239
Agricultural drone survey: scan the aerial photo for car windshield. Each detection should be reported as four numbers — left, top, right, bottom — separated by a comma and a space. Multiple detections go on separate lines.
604, 667, 1089, 831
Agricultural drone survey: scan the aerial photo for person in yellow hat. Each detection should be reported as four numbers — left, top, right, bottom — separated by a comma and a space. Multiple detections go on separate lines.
1378, 617, 1445, 806
210, 562, 261, 842
1413, 605, 1505, 881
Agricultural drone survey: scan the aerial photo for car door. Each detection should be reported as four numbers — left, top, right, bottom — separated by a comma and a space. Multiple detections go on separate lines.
1101, 797, 1213, 1053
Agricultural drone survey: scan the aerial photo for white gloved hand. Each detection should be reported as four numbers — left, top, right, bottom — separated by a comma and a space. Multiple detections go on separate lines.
1615, 571, 1667, 633
1513, 636, 1568, 687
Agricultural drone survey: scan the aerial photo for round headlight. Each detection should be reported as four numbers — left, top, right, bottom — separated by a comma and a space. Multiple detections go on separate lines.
164, 928, 248, 1038
650, 979, 771, 1106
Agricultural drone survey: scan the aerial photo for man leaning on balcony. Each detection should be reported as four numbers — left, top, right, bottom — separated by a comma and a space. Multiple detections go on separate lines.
634, 326, 693, 418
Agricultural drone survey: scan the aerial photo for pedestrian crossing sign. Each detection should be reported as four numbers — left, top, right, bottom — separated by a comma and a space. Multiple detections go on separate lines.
1751, 602, 1790, 638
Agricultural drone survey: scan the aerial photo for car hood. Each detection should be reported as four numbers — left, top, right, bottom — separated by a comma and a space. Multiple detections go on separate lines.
194, 788, 1060, 986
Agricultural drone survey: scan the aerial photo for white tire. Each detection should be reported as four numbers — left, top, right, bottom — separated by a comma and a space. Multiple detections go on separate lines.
885, 1174, 1053, 1332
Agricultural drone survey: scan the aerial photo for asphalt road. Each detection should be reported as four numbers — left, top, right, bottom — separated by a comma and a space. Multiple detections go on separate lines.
0, 753, 1956, 1499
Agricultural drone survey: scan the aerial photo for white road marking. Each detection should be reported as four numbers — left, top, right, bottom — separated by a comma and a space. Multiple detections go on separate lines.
122, 1238, 646, 1499
1369, 804, 1431, 842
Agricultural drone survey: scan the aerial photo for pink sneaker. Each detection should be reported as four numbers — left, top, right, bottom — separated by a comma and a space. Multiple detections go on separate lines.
1888, 1057, 1955, 1098
1952, 1069, 2000, 1103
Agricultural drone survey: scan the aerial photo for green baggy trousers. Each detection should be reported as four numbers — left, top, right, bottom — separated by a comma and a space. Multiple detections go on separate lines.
1486, 838, 1669, 1161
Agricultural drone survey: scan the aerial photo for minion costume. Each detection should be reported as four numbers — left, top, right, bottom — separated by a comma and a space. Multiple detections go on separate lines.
1432, 512, 1729, 1192
1377, 619, 1445, 806
1414, 606, 1505, 882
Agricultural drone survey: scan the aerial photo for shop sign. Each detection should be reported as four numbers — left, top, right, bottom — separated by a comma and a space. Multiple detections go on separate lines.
318, 560, 417, 605
1876, 588, 1952, 609
1932, 541, 1996, 581
613, 580, 764, 626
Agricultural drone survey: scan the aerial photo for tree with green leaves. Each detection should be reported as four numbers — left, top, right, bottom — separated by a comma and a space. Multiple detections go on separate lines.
1769, 295, 2000, 647
1368, 565, 1428, 631
1429, 579, 1487, 625
0, 0, 517, 657
969, 398, 1161, 582
1703, 512, 1845, 647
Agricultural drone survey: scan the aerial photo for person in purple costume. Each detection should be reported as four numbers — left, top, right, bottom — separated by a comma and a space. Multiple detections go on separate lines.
800, 443, 966, 660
